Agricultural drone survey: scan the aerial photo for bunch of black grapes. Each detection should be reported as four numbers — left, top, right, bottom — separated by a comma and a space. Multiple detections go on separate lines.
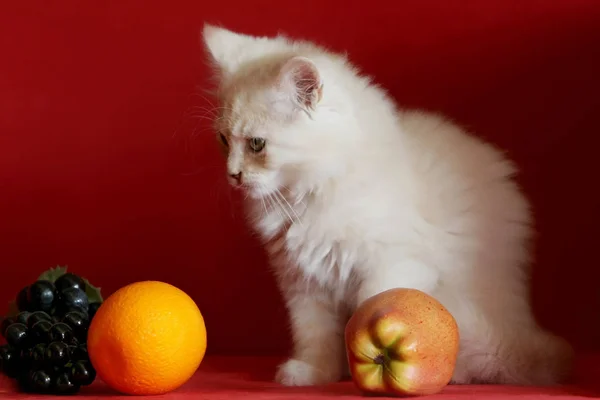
0, 273, 103, 395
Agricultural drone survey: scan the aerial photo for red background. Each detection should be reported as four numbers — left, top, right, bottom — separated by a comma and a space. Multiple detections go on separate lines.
1, 0, 599, 358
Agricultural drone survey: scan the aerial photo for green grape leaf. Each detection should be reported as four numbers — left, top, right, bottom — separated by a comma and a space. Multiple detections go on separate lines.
37, 265, 69, 283
82, 278, 103, 303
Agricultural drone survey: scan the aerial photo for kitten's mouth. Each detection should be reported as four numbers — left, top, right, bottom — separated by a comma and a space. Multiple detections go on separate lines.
228, 180, 261, 197
227, 176, 245, 188
227, 176, 275, 199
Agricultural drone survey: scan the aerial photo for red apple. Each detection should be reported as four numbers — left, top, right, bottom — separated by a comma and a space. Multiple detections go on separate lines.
345, 288, 459, 396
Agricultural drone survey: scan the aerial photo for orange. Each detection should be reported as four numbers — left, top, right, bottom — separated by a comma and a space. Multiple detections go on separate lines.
87, 281, 207, 395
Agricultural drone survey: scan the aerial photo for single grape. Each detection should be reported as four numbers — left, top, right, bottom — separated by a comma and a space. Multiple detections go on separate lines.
0, 344, 21, 378
5, 322, 29, 348
30, 343, 47, 368
50, 323, 73, 343
55, 273, 86, 293
58, 287, 89, 313
16, 286, 30, 312
27, 280, 56, 313
70, 360, 96, 386
1, 317, 15, 337
68, 305, 89, 319
54, 371, 81, 394
46, 341, 70, 366
53, 306, 87, 322
30, 320, 53, 344
27, 311, 52, 329
16, 311, 31, 326
31, 369, 53, 392
88, 301, 102, 319
62, 310, 89, 340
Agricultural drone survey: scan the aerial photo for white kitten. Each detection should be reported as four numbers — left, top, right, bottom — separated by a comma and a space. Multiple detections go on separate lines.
201, 24, 573, 386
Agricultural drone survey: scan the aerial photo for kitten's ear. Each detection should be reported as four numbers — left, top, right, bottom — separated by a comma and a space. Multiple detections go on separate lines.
202, 23, 250, 77
277, 56, 324, 112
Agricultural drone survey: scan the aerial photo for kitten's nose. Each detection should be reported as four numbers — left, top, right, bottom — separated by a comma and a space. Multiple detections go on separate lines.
229, 171, 242, 182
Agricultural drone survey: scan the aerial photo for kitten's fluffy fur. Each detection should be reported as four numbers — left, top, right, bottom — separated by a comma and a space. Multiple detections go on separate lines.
201, 24, 573, 386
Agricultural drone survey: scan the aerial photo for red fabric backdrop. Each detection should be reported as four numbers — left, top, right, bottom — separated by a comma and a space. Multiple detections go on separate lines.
0, 0, 599, 357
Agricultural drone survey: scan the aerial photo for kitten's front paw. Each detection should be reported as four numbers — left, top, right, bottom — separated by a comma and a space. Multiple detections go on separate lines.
275, 358, 339, 386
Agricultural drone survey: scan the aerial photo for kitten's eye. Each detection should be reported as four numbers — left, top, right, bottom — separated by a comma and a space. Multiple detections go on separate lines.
249, 137, 266, 153
218, 133, 229, 147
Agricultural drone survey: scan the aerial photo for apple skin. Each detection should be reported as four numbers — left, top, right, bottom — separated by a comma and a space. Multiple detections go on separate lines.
345, 288, 459, 396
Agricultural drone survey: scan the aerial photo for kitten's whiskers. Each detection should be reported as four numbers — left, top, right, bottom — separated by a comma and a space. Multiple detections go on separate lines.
265, 192, 285, 222
275, 188, 303, 227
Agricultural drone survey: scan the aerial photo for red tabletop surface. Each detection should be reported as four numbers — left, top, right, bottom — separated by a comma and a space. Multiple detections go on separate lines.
1, 355, 599, 399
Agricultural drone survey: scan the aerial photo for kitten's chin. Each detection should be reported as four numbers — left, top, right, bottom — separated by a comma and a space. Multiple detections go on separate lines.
229, 181, 275, 200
